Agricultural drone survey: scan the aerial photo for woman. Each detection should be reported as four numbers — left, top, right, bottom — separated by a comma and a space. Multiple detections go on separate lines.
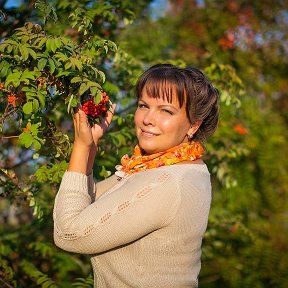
53, 64, 219, 287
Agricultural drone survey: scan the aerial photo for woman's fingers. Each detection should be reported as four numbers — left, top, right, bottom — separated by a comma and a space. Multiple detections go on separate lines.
73, 109, 91, 137
73, 103, 116, 145
73, 111, 79, 136
78, 109, 89, 126
89, 103, 116, 144
101, 103, 116, 130
103, 103, 116, 126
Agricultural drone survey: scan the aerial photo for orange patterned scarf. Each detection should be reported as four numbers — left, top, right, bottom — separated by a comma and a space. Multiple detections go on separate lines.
115, 141, 204, 178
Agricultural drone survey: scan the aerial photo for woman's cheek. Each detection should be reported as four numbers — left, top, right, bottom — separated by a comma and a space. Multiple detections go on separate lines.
134, 110, 141, 125
159, 117, 176, 130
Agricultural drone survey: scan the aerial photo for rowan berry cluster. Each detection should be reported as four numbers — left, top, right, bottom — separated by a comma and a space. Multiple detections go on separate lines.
82, 91, 110, 118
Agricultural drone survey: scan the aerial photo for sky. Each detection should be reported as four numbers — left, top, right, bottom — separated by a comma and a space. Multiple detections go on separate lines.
4, 0, 168, 9
4, 0, 205, 10
4, 0, 22, 8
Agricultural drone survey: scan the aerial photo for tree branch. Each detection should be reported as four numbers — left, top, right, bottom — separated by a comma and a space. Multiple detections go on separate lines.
0, 276, 14, 288
0, 135, 19, 139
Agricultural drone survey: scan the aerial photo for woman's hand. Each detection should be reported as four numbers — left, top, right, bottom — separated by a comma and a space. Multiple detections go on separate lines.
73, 104, 116, 148
90, 103, 117, 145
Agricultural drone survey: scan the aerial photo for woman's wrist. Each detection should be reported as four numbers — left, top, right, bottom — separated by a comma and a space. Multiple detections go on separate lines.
73, 141, 94, 150
68, 143, 96, 175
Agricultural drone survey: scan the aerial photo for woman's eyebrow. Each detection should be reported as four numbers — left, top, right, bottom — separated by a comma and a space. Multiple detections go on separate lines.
158, 104, 179, 111
139, 98, 179, 111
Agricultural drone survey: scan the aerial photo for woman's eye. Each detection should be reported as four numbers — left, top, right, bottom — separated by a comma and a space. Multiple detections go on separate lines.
162, 109, 173, 115
138, 103, 147, 109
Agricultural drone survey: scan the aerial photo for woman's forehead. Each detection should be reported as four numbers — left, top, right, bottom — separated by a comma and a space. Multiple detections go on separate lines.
141, 80, 185, 106
140, 88, 183, 108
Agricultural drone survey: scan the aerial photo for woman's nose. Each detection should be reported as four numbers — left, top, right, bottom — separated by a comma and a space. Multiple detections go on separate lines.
143, 110, 156, 126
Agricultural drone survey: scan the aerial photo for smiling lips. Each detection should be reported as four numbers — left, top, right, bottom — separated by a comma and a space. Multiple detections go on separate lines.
141, 129, 159, 137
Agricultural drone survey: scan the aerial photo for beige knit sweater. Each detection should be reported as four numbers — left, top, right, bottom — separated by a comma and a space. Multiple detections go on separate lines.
53, 164, 211, 288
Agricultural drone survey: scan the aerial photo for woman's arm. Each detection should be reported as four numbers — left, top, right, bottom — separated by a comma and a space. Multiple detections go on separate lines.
53, 169, 181, 254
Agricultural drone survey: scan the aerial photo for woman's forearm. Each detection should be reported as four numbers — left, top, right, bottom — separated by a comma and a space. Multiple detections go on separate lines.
87, 144, 97, 175
68, 143, 96, 175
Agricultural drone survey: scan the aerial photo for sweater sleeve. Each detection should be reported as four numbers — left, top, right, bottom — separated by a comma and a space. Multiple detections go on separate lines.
53, 170, 180, 254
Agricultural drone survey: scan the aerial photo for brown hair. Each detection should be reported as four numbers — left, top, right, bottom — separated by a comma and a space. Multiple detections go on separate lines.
135, 64, 220, 142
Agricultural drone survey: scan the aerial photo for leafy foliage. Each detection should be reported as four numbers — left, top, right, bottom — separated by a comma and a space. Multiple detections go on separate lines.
0, 1, 142, 286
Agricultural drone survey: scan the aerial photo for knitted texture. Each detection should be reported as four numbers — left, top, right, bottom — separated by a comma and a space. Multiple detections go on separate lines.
53, 164, 211, 288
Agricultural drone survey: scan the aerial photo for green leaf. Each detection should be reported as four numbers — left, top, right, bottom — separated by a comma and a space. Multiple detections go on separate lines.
56, 70, 71, 77
33, 139, 41, 150
90, 86, 99, 96
94, 91, 102, 104
0, 42, 8, 51
27, 48, 37, 60
0, 65, 9, 77
6, 44, 14, 54
54, 52, 69, 62
23, 101, 33, 114
50, 38, 57, 53
4, 39, 18, 46
98, 70, 106, 83
29, 123, 40, 135
22, 86, 36, 92
37, 276, 47, 285
5, 71, 22, 88
48, 58, 55, 73
21, 70, 36, 81
19, 132, 34, 148
71, 76, 82, 83
25, 91, 37, 100
55, 38, 62, 49
64, 61, 72, 70
87, 81, 101, 88
35, 0, 58, 24
71, 57, 83, 71
0, 61, 12, 77
108, 40, 117, 51
19, 46, 29, 61
36, 37, 47, 48
37, 91, 46, 108
38, 58, 47, 71
33, 153, 40, 159
32, 99, 40, 112
78, 83, 89, 95
46, 38, 52, 52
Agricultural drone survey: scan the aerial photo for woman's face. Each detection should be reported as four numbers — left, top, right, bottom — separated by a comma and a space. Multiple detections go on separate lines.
134, 88, 197, 155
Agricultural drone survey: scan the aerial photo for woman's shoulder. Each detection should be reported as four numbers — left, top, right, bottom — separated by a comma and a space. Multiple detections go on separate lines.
160, 161, 210, 176
157, 162, 211, 192
128, 162, 210, 187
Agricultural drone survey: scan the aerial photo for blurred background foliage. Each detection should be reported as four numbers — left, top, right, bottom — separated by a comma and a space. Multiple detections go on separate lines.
0, 0, 288, 287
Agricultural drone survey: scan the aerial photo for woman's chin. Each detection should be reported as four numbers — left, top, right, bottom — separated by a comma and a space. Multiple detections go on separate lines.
138, 144, 156, 155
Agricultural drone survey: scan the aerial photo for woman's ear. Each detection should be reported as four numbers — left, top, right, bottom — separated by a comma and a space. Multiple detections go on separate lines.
187, 120, 202, 136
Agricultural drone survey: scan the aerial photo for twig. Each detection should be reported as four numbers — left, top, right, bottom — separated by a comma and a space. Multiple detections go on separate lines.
0, 135, 19, 139
4, 107, 17, 118
0, 105, 18, 127
0, 278, 14, 288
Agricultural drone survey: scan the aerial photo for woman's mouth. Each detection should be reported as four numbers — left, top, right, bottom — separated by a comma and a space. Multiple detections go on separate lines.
141, 129, 159, 137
